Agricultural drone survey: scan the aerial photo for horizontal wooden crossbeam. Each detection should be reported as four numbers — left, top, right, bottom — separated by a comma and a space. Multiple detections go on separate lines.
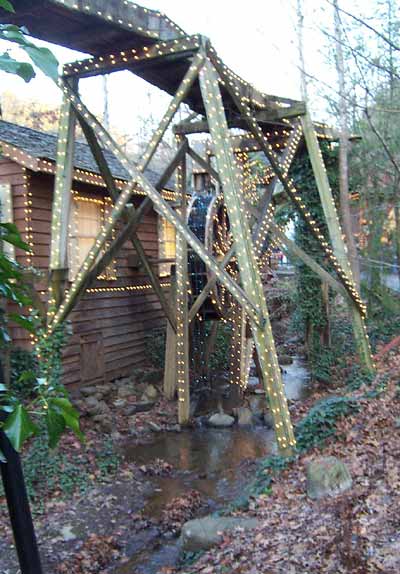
63, 35, 201, 79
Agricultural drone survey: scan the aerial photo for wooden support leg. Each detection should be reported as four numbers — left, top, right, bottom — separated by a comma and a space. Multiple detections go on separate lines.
199, 59, 296, 454
240, 313, 254, 388
229, 301, 243, 388
300, 113, 375, 373
49, 77, 77, 310
175, 135, 190, 425
164, 269, 177, 399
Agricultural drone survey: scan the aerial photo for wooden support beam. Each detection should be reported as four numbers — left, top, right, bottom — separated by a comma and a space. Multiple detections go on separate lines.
174, 114, 300, 135
63, 35, 201, 79
49, 58, 260, 333
300, 113, 375, 373
78, 115, 177, 331
199, 58, 296, 455
186, 146, 219, 182
49, 77, 77, 307
212, 54, 366, 318
65, 145, 186, 315
48, 54, 207, 328
175, 135, 190, 424
164, 269, 177, 400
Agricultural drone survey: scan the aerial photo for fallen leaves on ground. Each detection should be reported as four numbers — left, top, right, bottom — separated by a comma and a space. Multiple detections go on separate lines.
174, 349, 400, 574
56, 534, 121, 574
160, 490, 203, 534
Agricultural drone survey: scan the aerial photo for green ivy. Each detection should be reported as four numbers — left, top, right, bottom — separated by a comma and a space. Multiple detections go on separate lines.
0, 430, 121, 512
286, 143, 341, 382
295, 395, 359, 452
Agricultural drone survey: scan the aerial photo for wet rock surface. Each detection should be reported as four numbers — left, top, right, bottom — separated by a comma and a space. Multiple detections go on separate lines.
181, 516, 261, 551
207, 413, 235, 427
306, 456, 352, 499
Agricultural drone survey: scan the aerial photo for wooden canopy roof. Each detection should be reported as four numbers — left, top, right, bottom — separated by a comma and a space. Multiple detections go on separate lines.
0, 0, 305, 128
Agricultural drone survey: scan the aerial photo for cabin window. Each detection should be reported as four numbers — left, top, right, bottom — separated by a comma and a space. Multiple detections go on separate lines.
68, 195, 116, 281
0, 183, 15, 259
158, 216, 176, 277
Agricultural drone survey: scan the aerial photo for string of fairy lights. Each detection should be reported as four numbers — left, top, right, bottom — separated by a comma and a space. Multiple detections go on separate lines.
175, 134, 188, 408
198, 61, 296, 452
28, 19, 371, 450
56, 0, 185, 40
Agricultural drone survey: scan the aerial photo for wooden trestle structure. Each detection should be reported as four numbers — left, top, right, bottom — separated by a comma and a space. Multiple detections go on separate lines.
2, 0, 375, 455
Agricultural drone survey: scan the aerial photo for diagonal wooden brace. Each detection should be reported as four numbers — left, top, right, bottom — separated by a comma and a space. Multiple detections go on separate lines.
78, 114, 177, 331
213, 55, 367, 318
187, 121, 302, 322
49, 64, 261, 332
199, 58, 296, 454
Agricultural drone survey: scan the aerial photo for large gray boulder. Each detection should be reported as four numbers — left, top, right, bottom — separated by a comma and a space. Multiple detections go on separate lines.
306, 456, 352, 499
208, 413, 235, 428
181, 516, 260, 552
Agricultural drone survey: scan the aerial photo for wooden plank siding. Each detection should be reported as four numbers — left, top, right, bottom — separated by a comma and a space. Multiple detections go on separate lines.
0, 162, 168, 388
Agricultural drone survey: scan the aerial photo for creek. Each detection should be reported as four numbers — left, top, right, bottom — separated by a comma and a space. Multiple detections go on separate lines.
115, 356, 310, 574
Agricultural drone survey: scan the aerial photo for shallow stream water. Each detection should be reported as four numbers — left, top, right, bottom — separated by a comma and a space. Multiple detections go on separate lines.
116, 356, 310, 573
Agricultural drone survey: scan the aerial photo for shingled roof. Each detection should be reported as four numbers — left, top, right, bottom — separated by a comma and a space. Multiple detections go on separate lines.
0, 119, 173, 190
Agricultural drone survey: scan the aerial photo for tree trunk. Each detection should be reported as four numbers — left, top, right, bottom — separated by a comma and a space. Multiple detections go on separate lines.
333, 0, 361, 289
394, 203, 400, 285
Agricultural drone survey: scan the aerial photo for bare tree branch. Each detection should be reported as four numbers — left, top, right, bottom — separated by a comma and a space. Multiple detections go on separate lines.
325, 0, 400, 51
364, 107, 400, 178
318, 24, 400, 82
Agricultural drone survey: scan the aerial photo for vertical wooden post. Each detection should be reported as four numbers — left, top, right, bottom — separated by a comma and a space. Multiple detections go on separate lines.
199, 59, 296, 454
239, 312, 254, 387
301, 113, 374, 373
229, 301, 242, 387
164, 268, 177, 399
175, 134, 190, 424
49, 77, 78, 308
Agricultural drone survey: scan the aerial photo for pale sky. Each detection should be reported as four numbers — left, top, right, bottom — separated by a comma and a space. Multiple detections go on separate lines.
0, 0, 374, 137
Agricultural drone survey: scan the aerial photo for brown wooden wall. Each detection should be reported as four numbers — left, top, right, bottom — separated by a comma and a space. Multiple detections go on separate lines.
0, 161, 167, 388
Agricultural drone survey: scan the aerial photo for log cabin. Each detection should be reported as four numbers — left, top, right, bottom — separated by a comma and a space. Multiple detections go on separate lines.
0, 119, 176, 388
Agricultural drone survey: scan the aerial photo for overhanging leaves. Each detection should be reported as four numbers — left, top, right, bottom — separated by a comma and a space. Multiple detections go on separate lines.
46, 408, 66, 449
0, 0, 15, 13
0, 52, 35, 82
3, 404, 37, 451
49, 397, 84, 443
0, 23, 59, 81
